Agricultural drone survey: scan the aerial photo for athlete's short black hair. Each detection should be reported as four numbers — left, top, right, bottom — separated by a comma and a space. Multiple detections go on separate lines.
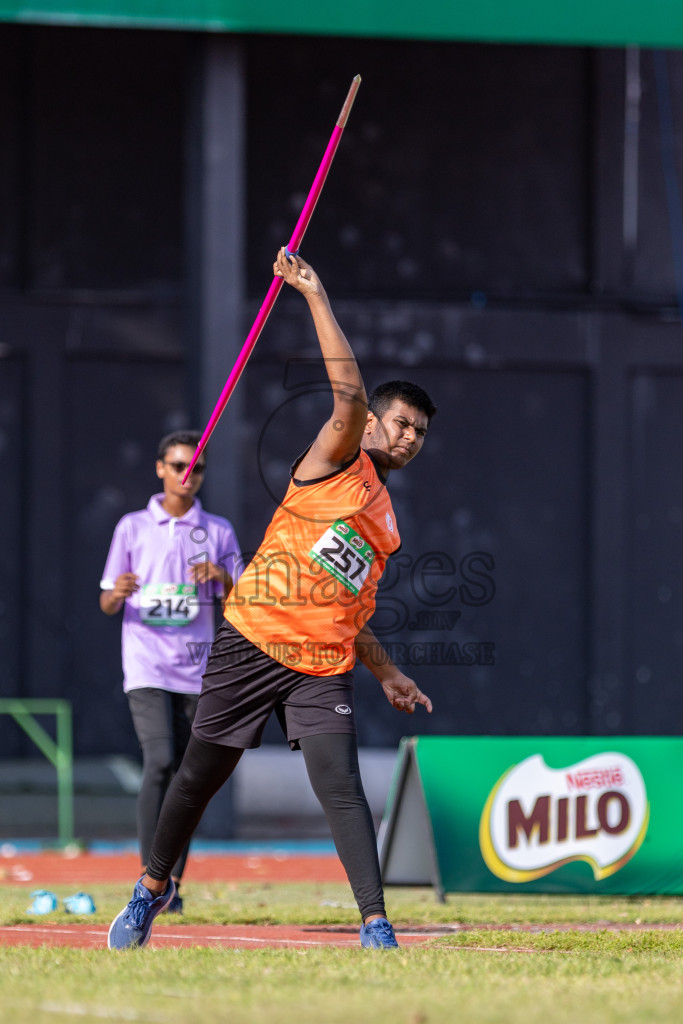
367, 381, 437, 423
157, 431, 203, 461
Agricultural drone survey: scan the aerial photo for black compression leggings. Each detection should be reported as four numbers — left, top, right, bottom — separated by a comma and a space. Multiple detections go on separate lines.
127, 688, 198, 882
146, 733, 386, 921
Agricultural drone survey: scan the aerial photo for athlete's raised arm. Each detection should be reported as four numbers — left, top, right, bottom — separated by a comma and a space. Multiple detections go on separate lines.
275, 249, 367, 479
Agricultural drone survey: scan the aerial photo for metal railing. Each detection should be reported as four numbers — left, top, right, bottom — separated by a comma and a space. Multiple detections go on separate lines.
0, 699, 74, 845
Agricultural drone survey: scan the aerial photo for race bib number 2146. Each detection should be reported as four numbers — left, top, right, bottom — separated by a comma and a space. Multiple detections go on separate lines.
309, 520, 375, 595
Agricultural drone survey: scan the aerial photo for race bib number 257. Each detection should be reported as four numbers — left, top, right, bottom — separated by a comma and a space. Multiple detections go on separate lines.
309, 520, 375, 596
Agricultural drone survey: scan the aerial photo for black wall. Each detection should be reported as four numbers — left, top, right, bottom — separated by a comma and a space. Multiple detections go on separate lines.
2, 26, 683, 756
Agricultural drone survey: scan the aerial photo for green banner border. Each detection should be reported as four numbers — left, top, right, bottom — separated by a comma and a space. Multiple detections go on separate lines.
1, 0, 683, 48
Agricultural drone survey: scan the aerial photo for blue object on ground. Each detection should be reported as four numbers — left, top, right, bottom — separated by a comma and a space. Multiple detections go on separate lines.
26, 890, 58, 915
64, 892, 96, 914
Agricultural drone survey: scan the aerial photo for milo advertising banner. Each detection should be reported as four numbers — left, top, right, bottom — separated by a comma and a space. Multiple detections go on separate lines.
378, 737, 683, 899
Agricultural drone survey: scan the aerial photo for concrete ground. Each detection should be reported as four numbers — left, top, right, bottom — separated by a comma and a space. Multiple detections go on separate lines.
0, 747, 397, 843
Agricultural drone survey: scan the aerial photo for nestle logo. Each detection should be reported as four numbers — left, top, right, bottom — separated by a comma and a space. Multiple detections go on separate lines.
480, 753, 649, 884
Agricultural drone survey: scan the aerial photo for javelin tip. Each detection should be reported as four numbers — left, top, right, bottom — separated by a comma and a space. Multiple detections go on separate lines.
337, 74, 362, 128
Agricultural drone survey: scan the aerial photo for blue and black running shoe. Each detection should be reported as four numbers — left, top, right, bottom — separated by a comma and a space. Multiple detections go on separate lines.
107, 876, 175, 950
165, 892, 183, 914
359, 917, 399, 949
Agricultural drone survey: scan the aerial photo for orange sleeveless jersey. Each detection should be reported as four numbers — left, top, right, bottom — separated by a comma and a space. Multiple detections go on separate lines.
225, 449, 400, 675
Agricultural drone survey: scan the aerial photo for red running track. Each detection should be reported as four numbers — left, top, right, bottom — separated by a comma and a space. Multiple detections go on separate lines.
0, 850, 347, 886
0, 923, 442, 950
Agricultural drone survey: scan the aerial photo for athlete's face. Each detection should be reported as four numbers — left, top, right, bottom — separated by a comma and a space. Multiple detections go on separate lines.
362, 400, 429, 470
156, 444, 205, 499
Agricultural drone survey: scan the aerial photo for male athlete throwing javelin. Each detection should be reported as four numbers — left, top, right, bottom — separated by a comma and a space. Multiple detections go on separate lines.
108, 249, 436, 951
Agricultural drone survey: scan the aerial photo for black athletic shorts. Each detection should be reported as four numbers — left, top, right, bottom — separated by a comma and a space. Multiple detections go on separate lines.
192, 620, 356, 750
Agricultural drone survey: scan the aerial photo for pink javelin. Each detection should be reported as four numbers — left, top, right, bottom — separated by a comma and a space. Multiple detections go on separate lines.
183, 74, 362, 483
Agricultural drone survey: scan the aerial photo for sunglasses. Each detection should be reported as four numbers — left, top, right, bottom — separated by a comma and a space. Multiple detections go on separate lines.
163, 461, 206, 476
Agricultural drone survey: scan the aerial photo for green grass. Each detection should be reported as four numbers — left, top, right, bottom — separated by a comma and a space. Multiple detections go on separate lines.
6, 881, 683, 928
2, 882, 683, 1023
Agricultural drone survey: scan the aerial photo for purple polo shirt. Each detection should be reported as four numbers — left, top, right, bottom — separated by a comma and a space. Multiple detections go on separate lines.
100, 494, 241, 694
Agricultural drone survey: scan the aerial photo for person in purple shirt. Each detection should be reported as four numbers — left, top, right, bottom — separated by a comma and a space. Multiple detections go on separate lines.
100, 430, 241, 912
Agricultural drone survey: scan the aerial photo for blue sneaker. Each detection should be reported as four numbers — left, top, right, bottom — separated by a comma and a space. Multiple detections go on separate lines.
64, 892, 96, 915
107, 877, 175, 950
165, 892, 183, 914
26, 890, 58, 915
360, 917, 399, 949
